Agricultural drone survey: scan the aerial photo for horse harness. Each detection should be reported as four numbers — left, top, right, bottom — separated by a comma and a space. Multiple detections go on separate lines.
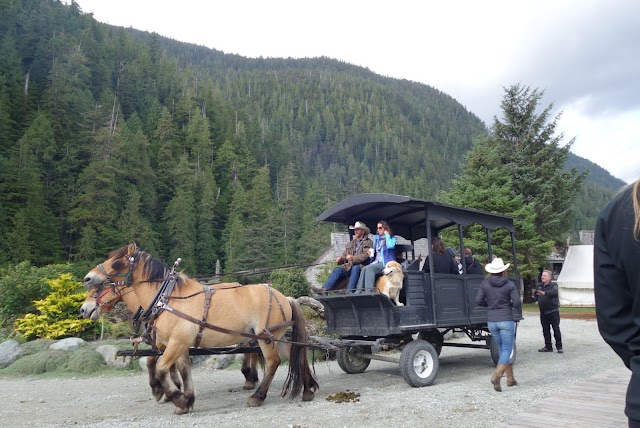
94, 257, 295, 354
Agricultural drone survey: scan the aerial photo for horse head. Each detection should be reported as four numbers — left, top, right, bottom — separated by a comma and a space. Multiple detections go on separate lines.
79, 282, 125, 320
84, 242, 141, 288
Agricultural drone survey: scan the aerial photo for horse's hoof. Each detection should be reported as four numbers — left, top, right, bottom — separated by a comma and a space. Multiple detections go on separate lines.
302, 391, 315, 401
247, 397, 263, 407
173, 407, 189, 415
243, 381, 256, 390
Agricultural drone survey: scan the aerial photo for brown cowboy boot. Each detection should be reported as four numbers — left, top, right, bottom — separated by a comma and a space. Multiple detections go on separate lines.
505, 364, 518, 387
491, 364, 508, 392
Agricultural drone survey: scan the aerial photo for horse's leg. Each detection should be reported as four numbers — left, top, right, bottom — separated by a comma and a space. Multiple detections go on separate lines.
156, 344, 195, 415
170, 361, 183, 391
241, 353, 259, 390
247, 343, 280, 407
176, 351, 194, 404
146, 355, 165, 401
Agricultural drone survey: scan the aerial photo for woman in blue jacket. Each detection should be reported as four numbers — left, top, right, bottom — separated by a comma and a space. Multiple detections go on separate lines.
355, 220, 397, 293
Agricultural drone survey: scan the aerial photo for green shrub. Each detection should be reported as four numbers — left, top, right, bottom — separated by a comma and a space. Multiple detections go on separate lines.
0, 262, 74, 321
14, 274, 94, 340
270, 268, 309, 298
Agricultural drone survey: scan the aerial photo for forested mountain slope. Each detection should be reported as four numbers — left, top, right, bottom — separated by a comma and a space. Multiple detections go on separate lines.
0, 0, 622, 273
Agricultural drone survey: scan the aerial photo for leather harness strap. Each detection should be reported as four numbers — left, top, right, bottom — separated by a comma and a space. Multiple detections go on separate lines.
161, 304, 294, 344
194, 287, 216, 348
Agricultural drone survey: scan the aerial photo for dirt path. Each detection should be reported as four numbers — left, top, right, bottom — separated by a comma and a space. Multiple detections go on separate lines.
0, 317, 624, 428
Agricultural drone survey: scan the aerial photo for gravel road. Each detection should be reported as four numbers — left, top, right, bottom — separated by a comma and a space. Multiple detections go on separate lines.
0, 313, 625, 428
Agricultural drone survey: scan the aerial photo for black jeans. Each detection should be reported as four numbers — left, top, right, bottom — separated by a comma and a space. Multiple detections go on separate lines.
540, 310, 562, 349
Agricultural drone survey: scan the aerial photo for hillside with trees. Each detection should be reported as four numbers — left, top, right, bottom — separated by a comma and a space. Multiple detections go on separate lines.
0, 0, 624, 278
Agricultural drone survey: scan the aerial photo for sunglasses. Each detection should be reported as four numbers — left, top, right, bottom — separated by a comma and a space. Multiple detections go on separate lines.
377, 226, 384, 230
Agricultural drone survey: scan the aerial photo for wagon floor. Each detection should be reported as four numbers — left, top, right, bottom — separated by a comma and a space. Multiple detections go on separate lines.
498, 365, 629, 427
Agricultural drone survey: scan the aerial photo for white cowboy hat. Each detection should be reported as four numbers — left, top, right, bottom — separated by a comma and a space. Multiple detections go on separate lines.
349, 221, 370, 234
485, 257, 510, 274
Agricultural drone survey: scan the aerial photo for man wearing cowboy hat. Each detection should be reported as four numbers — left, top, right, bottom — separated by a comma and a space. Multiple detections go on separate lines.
312, 221, 373, 293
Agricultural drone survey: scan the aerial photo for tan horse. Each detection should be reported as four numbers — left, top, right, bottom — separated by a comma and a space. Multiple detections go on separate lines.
80, 282, 263, 396
82, 243, 318, 414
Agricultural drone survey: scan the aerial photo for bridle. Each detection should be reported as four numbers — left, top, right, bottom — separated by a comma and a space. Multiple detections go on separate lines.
88, 253, 139, 309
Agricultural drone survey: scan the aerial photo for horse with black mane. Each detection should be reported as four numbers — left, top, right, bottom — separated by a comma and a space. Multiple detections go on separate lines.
80, 277, 270, 399
82, 243, 318, 414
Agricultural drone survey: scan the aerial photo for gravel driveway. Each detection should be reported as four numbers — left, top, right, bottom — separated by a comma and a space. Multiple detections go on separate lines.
0, 313, 625, 428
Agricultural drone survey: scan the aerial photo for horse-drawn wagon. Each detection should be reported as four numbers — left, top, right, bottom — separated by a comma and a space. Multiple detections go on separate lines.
311, 193, 523, 387
80, 192, 521, 414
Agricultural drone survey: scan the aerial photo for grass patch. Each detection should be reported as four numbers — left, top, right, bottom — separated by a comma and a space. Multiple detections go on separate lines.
0, 339, 144, 379
521, 303, 595, 319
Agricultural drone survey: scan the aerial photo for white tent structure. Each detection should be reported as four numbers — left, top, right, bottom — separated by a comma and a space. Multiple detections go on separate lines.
557, 245, 594, 307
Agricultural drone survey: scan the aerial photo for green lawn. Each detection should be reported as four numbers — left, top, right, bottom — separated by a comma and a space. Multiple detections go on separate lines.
522, 303, 596, 318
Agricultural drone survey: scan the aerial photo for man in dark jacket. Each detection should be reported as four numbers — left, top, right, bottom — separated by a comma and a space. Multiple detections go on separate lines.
463, 247, 483, 274
594, 179, 640, 427
534, 269, 563, 353
312, 221, 372, 293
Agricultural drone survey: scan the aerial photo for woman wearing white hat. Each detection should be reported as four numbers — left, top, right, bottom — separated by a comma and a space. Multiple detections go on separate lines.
475, 257, 521, 392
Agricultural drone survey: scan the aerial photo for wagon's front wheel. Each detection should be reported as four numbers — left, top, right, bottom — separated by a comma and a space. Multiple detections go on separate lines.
400, 339, 439, 387
336, 345, 371, 374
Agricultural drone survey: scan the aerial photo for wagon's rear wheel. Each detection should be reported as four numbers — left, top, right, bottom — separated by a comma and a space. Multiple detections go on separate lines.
336, 345, 372, 374
400, 339, 439, 387
489, 334, 517, 366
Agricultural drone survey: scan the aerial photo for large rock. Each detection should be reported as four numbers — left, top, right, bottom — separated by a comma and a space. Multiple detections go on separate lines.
49, 337, 85, 351
0, 339, 22, 368
96, 345, 132, 368
199, 354, 238, 370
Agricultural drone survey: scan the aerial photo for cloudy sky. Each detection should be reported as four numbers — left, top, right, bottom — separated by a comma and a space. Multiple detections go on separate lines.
73, 0, 639, 183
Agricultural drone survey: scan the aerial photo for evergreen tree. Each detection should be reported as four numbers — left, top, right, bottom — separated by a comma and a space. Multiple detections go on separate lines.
2, 114, 61, 264
194, 168, 218, 275
118, 188, 160, 254
112, 113, 158, 220
163, 154, 197, 273
490, 84, 586, 242
442, 84, 583, 280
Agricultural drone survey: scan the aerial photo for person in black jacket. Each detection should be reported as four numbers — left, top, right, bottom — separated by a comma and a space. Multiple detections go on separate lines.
422, 237, 459, 274
594, 179, 640, 427
476, 257, 521, 392
534, 269, 563, 353
463, 247, 483, 274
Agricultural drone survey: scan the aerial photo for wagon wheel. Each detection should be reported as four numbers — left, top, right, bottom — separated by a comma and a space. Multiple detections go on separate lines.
399, 339, 439, 387
418, 330, 443, 356
488, 333, 517, 366
336, 345, 372, 374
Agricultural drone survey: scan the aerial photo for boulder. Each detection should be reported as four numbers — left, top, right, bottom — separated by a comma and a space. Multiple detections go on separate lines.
0, 339, 22, 368
199, 354, 238, 370
49, 337, 85, 351
96, 345, 132, 368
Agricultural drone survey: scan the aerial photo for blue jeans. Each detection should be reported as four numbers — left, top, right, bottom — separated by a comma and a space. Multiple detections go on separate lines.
323, 265, 362, 291
355, 262, 384, 292
488, 321, 515, 364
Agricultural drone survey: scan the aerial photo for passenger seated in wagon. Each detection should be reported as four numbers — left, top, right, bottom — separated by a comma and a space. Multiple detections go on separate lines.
422, 237, 460, 274
354, 220, 397, 293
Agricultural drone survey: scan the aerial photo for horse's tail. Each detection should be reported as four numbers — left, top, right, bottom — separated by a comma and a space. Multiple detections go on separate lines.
281, 297, 319, 398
